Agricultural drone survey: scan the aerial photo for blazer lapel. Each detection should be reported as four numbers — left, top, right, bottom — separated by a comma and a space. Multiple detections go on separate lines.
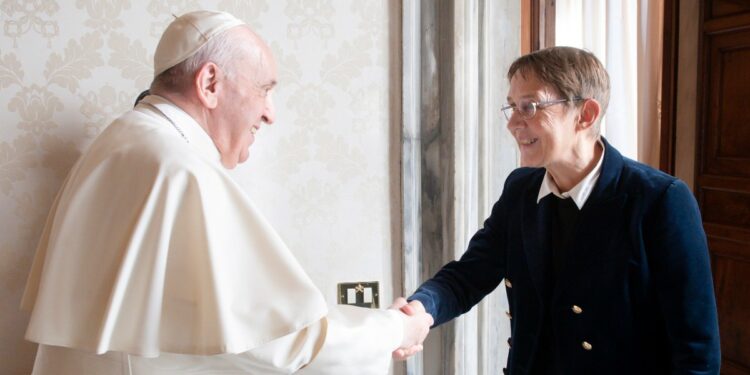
554, 137, 628, 299
521, 176, 556, 302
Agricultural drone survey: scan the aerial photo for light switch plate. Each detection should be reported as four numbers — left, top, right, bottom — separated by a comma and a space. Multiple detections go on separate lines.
337, 281, 379, 308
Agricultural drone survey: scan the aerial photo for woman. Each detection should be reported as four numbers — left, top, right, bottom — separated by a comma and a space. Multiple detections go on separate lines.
403, 46, 720, 374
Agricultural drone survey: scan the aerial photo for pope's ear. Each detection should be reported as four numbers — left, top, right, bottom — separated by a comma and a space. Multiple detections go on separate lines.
195, 62, 221, 109
577, 98, 601, 130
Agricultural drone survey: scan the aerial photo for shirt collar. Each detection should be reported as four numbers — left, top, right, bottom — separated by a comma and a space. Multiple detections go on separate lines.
536, 139, 605, 209
137, 94, 222, 165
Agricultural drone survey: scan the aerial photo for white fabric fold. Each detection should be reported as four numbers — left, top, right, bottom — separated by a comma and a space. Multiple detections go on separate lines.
21, 97, 327, 357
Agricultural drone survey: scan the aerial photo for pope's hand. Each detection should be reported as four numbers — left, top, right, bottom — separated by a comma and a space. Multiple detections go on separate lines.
389, 297, 432, 360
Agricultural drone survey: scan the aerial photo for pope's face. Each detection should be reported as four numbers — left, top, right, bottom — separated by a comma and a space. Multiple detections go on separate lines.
505, 71, 579, 169
215, 30, 277, 169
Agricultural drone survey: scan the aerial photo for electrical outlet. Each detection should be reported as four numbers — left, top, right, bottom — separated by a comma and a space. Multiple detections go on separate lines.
337, 281, 379, 308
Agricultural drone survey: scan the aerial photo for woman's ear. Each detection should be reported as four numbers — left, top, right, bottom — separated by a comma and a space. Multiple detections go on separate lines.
577, 98, 601, 131
194, 62, 221, 109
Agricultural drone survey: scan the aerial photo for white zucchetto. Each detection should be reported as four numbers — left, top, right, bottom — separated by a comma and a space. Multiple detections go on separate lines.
153, 10, 245, 77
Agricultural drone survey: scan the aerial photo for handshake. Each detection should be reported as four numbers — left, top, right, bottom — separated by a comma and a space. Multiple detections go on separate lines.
389, 297, 433, 360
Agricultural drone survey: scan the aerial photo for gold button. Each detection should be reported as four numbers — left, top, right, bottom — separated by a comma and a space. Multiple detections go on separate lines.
582, 341, 592, 350
505, 279, 512, 288
571, 305, 583, 314
505, 310, 512, 319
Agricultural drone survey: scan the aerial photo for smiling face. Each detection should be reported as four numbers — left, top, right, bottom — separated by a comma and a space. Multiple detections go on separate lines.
210, 28, 277, 168
505, 71, 581, 169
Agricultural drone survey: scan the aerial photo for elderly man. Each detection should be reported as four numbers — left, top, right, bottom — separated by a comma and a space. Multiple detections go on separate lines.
397, 46, 720, 374
21, 10, 431, 374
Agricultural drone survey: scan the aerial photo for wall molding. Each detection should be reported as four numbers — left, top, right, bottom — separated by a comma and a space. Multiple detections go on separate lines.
400, 1, 520, 374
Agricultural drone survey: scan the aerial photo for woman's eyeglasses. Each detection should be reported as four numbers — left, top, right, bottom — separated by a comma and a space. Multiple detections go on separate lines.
501, 97, 585, 121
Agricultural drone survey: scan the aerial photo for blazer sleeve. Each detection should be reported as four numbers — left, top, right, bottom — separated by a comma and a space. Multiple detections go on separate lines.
408, 182, 510, 327
646, 180, 721, 374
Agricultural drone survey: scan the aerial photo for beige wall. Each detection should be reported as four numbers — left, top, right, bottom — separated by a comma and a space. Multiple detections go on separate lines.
0, 1, 396, 373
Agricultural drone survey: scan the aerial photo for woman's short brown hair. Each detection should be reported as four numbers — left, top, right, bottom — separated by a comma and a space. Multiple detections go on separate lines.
507, 46, 610, 130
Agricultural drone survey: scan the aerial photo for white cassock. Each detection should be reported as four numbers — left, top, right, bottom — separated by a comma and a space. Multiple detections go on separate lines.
21, 95, 403, 374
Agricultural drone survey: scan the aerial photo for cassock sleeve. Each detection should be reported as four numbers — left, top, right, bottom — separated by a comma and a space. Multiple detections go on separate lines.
122, 305, 403, 374
298, 306, 403, 374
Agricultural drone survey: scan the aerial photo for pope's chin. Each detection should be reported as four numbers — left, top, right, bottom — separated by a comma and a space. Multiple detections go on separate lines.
237, 147, 252, 166
219, 149, 247, 170
220, 137, 255, 169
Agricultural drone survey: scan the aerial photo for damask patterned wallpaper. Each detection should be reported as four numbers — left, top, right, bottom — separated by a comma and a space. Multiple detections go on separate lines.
0, 1, 396, 373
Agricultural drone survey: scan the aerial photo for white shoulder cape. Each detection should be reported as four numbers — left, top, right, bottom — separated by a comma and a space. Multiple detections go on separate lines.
21, 96, 328, 357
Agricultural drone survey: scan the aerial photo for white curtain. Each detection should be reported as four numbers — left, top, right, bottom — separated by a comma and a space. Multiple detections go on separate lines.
555, 0, 663, 167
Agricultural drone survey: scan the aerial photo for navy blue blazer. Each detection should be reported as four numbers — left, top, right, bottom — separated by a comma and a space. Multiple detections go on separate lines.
410, 139, 720, 374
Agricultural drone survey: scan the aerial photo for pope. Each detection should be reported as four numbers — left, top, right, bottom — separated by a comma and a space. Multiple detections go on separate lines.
21, 10, 432, 375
